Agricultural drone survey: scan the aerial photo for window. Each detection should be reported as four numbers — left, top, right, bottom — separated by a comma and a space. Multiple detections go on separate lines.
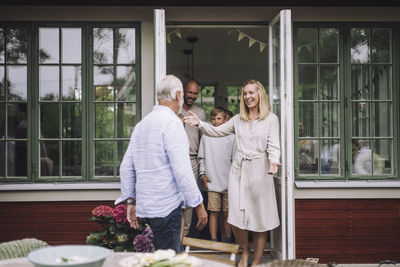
227, 85, 241, 115
91, 27, 138, 180
197, 85, 215, 122
294, 23, 397, 180
38, 27, 83, 180
0, 22, 140, 184
0, 26, 29, 181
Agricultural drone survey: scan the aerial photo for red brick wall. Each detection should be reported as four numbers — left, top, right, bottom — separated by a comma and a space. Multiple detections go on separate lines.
296, 199, 400, 264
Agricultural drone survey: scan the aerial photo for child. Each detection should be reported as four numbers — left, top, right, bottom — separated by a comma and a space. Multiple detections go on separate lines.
198, 107, 236, 243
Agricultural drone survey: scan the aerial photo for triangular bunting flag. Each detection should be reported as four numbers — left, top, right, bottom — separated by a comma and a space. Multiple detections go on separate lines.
175, 30, 182, 39
249, 38, 256, 48
238, 32, 245, 42
260, 43, 267, 52
167, 35, 171, 44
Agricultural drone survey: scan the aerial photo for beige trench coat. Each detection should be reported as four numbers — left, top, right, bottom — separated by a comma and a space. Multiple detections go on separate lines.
199, 113, 280, 232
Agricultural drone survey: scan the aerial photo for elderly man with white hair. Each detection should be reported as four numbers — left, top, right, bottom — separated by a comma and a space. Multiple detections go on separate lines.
116, 75, 208, 252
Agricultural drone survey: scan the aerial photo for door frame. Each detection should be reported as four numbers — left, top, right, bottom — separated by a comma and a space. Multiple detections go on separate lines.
154, 8, 295, 260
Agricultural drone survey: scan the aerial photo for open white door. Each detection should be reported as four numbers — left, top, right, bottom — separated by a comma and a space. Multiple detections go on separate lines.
154, 9, 166, 105
268, 9, 295, 260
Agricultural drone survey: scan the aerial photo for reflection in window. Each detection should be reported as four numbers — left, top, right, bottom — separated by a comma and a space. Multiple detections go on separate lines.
0, 26, 28, 179
296, 26, 341, 176
1, 23, 139, 183
197, 85, 215, 122
38, 27, 82, 178
350, 27, 393, 176
93, 27, 137, 178
295, 24, 395, 180
227, 86, 240, 116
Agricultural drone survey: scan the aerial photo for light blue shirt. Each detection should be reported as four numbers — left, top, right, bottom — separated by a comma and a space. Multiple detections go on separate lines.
115, 105, 203, 218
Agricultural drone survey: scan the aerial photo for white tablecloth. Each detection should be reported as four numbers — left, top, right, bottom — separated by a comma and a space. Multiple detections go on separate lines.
0, 252, 231, 267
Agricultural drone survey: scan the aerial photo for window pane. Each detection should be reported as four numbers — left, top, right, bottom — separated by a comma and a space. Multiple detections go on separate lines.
372, 65, 391, 100
352, 139, 371, 175
39, 28, 59, 63
0, 66, 4, 100
373, 102, 391, 137
62, 103, 82, 138
351, 65, 370, 100
321, 102, 339, 137
273, 23, 280, 94
371, 28, 391, 63
297, 28, 317, 63
116, 103, 135, 138
321, 139, 340, 175
40, 66, 59, 101
62, 66, 81, 101
8, 141, 27, 176
40, 103, 59, 138
62, 28, 81, 64
0, 104, 4, 137
40, 141, 58, 176
227, 86, 240, 115
319, 28, 339, 63
299, 139, 318, 174
95, 104, 114, 138
7, 103, 27, 139
6, 28, 27, 63
299, 102, 318, 137
298, 65, 317, 100
93, 28, 113, 64
62, 141, 81, 176
374, 139, 392, 175
0, 141, 4, 177
7, 66, 27, 101
116, 28, 135, 64
94, 66, 113, 101
116, 140, 129, 176
95, 141, 114, 176
0, 28, 4, 63
350, 28, 370, 64
116, 66, 136, 101
320, 65, 339, 100
352, 102, 370, 137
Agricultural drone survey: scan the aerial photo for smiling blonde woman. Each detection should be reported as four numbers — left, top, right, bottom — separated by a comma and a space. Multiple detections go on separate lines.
184, 80, 281, 267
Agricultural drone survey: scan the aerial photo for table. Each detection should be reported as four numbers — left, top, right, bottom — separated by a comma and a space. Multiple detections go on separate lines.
0, 252, 231, 267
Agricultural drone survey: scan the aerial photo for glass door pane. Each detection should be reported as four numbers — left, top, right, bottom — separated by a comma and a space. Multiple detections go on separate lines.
269, 9, 293, 260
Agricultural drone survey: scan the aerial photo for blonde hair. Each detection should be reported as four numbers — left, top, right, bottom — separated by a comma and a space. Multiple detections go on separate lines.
210, 107, 226, 119
239, 80, 270, 121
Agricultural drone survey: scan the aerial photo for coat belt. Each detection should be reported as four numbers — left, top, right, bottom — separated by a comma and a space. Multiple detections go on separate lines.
238, 153, 267, 226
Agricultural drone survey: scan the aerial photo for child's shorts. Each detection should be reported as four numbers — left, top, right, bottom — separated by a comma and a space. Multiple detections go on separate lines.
208, 191, 228, 212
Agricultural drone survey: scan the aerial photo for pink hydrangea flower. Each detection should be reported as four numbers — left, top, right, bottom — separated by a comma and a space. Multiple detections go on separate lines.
91, 205, 114, 217
113, 204, 128, 223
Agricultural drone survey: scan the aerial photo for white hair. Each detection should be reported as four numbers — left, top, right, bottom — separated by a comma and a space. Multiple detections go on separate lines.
156, 75, 183, 102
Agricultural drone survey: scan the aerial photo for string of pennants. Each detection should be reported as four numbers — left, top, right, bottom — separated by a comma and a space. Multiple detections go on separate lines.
166, 28, 268, 52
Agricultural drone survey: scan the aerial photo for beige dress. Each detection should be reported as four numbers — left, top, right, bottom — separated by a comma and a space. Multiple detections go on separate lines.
199, 113, 280, 232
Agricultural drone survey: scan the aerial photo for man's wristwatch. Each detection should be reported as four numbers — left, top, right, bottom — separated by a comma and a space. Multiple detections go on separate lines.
126, 199, 136, 205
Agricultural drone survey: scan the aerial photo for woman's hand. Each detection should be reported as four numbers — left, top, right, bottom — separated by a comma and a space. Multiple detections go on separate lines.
267, 163, 281, 175
183, 111, 200, 126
